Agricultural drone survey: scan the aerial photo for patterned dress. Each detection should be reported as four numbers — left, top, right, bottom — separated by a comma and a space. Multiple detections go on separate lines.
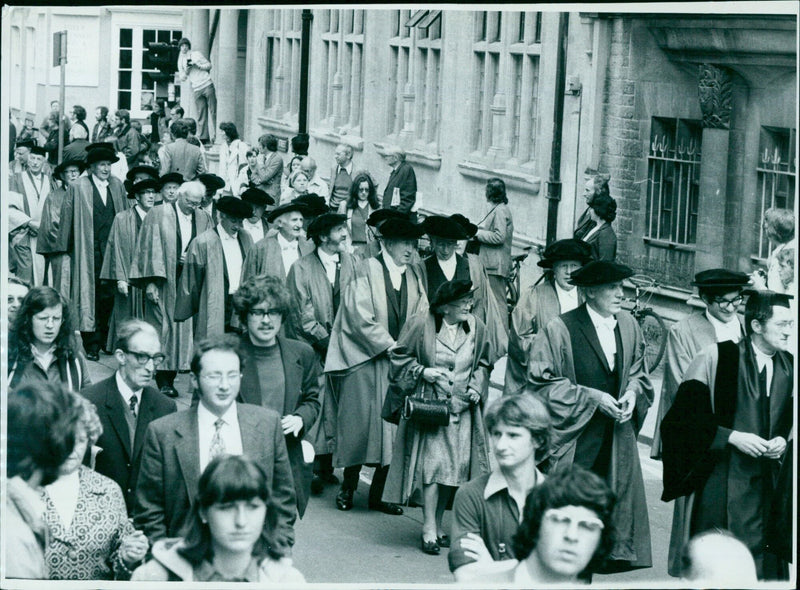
41, 467, 136, 580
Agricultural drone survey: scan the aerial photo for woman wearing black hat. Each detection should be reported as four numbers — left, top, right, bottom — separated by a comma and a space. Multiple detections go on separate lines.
382, 279, 492, 555
505, 239, 593, 396
419, 215, 508, 365
579, 193, 617, 262
101, 179, 161, 349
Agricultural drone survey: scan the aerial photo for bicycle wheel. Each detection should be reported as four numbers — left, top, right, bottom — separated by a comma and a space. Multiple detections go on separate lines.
637, 309, 667, 373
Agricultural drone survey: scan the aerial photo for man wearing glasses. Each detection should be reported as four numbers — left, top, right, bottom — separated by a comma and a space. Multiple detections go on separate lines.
133, 334, 297, 556
82, 319, 176, 512
650, 269, 750, 460
661, 291, 794, 580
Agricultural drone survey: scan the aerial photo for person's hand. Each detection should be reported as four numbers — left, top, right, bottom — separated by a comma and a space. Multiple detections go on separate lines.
27, 219, 39, 236
117, 281, 129, 296
617, 390, 637, 423
467, 390, 481, 405
459, 533, 493, 564
145, 283, 159, 305
597, 393, 621, 420
763, 436, 787, 460
422, 367, 448, 385
281, 414, 304, 437
119, 529, 148, 567
728, 431, 770, 458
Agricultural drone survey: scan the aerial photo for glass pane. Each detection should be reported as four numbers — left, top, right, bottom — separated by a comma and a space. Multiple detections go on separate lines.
142, 48, 153, 70
142, 72, 155, 90
119, 70, 132, 90
120, 28, 132, 48
141, 90, 155, 111
172, 30, 182, 42
518, 12, 525, 42
157, 30, 170, 43
118, 91, 131, 110
119, 49, 132, 69
143, 29, 155, 47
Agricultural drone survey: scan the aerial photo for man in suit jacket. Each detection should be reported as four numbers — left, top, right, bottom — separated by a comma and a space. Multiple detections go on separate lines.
256, 133, 284, 201
235, 276, 322, 516
82, 319, 176, 511
159, 119, 206, 181
381, 146, 416, 217
133, 334, 297, 556
328, 143, 354, 212
527, 260, 654, 573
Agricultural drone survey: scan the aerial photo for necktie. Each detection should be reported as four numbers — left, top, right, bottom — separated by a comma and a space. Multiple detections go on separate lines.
129, 395, 138, 419
209, 418, 226, 460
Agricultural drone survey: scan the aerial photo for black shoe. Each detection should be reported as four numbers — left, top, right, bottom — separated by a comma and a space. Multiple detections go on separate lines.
369, 501, 403, 515
310, 475, 324, 496
160, 385, 179, 398
421, 536, 440, 555
436, 534, 450, 548
336, 488, 354, 511
86, 351, 100, 362
318, 472, 339, 485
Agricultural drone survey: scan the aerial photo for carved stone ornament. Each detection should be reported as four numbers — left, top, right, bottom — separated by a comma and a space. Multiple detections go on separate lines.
698, 64, 733, 129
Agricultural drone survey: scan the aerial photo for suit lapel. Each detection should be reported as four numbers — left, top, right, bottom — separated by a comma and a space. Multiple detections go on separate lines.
104, 378, 133, 458
173, 411, 201, 508
575, 305, 612, 373
132, 387, 157, 461
278, 336, 301, 414
238, 405, 264, 463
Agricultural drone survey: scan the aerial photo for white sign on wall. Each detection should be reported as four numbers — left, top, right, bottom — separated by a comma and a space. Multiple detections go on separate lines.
48, 14, 99, 86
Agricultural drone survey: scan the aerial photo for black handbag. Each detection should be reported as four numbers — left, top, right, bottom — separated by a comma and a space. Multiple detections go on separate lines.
464, 239, 481, 255
402, 383, 450, 427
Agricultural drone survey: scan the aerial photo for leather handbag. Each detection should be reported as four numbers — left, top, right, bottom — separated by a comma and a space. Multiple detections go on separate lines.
402, 382, 450, 427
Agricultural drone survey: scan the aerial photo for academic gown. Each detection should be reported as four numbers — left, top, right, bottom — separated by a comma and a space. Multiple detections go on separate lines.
240, 233, 315, 284
660, 340, 793, 579
100, 206, 148, 350
382, 313, 493, 506
60, 175, 127, 331
36, 186, 72, 300
650, 311, 719, 459
505, 279, 581, 396
9, 171, 57, 285
129, 203, 212, 371
175, 227, 253, 340
417, 253, 508, 364
527, 305, 654, 570
324, 255, 429, 467
286, 250, 357, 455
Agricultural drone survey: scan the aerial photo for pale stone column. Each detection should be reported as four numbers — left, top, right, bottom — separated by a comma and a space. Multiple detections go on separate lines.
215, 8, 239, 143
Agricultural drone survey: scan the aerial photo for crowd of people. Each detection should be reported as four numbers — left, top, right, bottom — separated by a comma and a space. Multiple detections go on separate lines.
5, 38, 796, 584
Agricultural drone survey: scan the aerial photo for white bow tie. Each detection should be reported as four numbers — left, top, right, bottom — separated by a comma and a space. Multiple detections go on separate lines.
282, 243, 297, 252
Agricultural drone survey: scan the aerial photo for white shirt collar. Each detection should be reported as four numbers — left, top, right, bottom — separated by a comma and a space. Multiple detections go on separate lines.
705, 310, 742, 343
751, 341, 775, 373
135, 205, 148, 220
437, 255, 458, 280
116, 371, 143, 404
197, 400, 238, 429
216, 223, 238, 241
586, 302, 617, 330
553, 281, 579, 312
317, 247, 340, 265
276, 231, 298, 251
382, 251, 407, 275
30, 344, 57, 371
483, 467, 545, 500
92, 174, 108, 188
338, 162, 353, 175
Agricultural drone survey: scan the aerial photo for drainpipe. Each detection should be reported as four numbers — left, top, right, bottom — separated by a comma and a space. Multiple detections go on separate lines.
545, 12, 570, 246
292, 9, 313, 155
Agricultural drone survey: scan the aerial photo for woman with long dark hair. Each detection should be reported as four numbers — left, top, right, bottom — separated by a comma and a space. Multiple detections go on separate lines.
8, 286, 89, 391
338, 171, 380, 259
132, 455, 305, 582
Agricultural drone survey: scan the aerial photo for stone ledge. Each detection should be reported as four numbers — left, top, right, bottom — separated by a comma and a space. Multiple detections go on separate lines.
311, 129, 365, 152
456, 160, 541, 195
372, 142, 442, 170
